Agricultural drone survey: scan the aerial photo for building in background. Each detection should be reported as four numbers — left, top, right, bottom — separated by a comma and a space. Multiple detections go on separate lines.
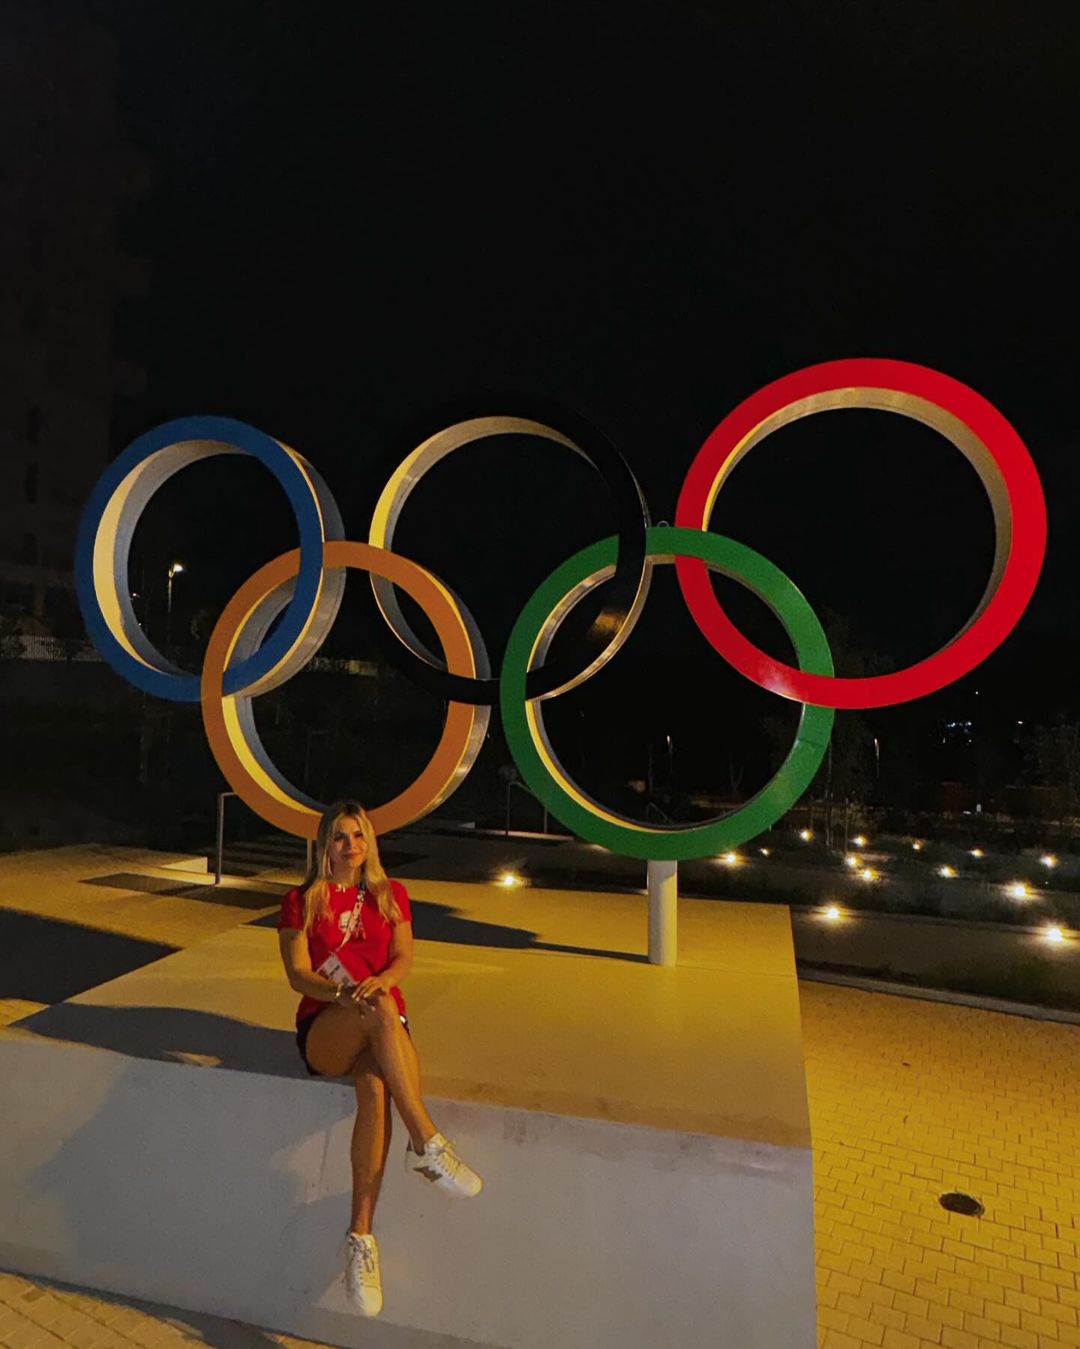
0, 8, 147, 636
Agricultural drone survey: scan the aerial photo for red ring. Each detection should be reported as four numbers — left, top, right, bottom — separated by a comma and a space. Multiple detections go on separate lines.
674, 358, 1046, 709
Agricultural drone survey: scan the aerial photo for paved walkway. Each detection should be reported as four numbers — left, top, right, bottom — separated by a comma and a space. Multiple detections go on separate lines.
0, 1272, 320, 1348
3, 971, 1078, 1347
805, 983, 1080, 1349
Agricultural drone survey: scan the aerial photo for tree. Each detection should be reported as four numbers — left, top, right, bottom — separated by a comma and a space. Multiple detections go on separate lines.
1024, 717, 1080, 826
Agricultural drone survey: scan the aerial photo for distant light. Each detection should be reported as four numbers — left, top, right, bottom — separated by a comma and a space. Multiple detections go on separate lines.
1005, 881, 1030, 901
822, 905, 841, 921
168, 561, 185, 577
852, 835, 868, 848
938, 865, 957, 879
799, 829, 813, 842
912, 840, 924, 851
496, 871, 524, 888
859, 867, 877, 883
844, 854, 858, 869
970, 848, 984, 859
719, 851, 741, 867
1044, 926, 1066, 944
759, 847, 771, 857
1041, 854, 1058, 869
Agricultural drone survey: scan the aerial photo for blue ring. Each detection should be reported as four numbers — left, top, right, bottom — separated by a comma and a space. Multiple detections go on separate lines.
75, 416, 332, 702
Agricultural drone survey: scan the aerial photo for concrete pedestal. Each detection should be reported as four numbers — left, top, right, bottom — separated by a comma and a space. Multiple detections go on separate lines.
0, 876, 816, 1348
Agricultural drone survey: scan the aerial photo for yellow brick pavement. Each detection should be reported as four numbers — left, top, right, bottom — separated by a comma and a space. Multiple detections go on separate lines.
0, 1269, 328, 1348
803, 983, 1080, 1349
3, 982, 1078, 1347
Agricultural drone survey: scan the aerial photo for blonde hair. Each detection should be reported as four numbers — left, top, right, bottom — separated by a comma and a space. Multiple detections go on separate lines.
300, 800, 401, 930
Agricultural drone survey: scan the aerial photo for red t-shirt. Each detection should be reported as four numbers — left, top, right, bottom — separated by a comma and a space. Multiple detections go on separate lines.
278, 879, 412, 1026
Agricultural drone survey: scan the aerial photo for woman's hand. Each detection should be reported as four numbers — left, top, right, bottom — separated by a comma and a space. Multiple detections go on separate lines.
334, 983, 365, 1012
353, 973, 393, 1002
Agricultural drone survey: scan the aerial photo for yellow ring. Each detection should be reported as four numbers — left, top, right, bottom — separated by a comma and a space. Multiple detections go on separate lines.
201, 540, 487, 838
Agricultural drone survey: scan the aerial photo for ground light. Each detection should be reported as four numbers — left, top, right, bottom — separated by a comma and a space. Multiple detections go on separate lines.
1041, 854, 1058, 868
859, 867, 877, 883
844, 854, 858, 869
912, 840, 924, 851
938, 865, 957, 879
759, 847, 771, 857
822, 905, 841, 921
799, 829, 813, 842
852, 835, 867, 848
970, 848, 984, 859
496, 871, 524, 888
1005, 881, 1030, 901
1044, 926, 1066, 944
718, 852, 741, 866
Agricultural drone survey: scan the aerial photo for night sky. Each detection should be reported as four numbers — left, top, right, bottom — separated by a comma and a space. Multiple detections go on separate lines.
69, 1, 1080, 802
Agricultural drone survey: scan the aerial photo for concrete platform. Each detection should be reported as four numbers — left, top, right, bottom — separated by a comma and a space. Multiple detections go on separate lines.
0, 858, 815, 1348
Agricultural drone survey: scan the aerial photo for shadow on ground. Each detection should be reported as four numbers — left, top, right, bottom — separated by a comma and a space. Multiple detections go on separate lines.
250, 897, 648, 962
14, 1002, 308, 1078
82, 873, 287, 910
0, 910, 176, 1004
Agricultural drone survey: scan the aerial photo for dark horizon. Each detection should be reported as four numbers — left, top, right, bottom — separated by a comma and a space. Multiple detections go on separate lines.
6, 0, 1080, 823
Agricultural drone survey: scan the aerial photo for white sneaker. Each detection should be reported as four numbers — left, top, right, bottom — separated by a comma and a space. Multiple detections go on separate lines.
343, 1232, 382, 1317
405, 1131, 483, 1198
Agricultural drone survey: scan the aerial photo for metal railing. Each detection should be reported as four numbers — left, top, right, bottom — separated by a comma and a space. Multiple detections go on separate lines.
214, 791, 237, 884
214, 789, 314, 884
504, 778, 549, 836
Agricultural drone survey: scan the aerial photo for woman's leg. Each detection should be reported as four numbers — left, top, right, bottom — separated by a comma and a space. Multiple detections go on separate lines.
400, 1024, 422, 1101
360, 998, 482, 1199
305, 1011, 396, 1233
350, 1049, 392, 1235
303, 1003, 371, 1077
361, 996, 437, 1152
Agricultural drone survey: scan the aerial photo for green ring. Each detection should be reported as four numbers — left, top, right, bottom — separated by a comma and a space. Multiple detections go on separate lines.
499, 525, 835, 860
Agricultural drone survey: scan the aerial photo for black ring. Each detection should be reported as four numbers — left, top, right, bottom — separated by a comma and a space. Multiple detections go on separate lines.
367, 401, 651, 706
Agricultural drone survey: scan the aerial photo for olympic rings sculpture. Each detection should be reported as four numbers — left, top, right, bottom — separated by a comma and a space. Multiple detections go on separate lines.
76, 359, 1046, 861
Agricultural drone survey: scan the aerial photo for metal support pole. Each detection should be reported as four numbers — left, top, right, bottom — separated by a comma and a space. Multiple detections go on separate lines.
214, 797, 224, 886
214, 791, 233, 885
305, 838, 315, 873
647, 859, 678, 965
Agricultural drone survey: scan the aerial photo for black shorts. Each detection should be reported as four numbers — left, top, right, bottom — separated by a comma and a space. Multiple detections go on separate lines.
296, 1007, 410, 1077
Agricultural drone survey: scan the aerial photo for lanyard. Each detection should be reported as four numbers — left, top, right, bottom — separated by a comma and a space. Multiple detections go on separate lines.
332, 887, 367, 951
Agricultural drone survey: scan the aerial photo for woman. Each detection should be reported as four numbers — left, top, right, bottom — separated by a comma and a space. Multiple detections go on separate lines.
278, 800, 482, 1318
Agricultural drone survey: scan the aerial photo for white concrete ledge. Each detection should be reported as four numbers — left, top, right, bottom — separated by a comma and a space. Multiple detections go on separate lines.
1, 1033, 813, 1348
0, 876, 816, 1347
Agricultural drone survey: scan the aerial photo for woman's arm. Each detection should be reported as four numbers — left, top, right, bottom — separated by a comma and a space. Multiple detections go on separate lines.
278, 928, 356, 1006
354, 921, 414, 1000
